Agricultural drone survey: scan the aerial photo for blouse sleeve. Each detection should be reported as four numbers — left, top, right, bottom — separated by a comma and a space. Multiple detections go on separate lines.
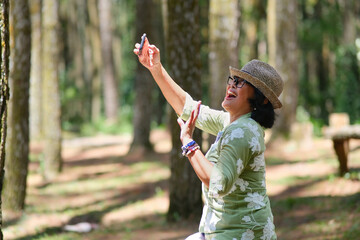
180, 92, 230, 136
208, 124, 253, 198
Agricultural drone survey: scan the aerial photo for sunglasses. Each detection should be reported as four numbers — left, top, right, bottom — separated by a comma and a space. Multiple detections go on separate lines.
227, 76, 247, 88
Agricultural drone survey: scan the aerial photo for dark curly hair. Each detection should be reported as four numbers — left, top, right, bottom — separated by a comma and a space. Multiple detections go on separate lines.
247, 83, 276, 129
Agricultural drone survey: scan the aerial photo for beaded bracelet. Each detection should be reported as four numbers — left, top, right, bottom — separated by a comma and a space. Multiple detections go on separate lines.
181, 140, 197, 156
185, 145, 200, 156
181, 140, 196, 151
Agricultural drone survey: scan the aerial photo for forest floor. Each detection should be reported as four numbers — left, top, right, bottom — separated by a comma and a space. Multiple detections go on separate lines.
3, 129, 360, 240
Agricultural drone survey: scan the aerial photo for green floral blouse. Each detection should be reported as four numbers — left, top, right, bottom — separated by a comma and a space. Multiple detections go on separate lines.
181, 93, 277, 240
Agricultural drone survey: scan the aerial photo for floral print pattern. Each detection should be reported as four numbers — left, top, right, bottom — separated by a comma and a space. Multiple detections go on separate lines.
241, 230, 255, 240
245, 192, 266, 210
261, 217, 276, 240
249, 137, 261, 153
181, 93, 276, 240
250, 153, 265, 171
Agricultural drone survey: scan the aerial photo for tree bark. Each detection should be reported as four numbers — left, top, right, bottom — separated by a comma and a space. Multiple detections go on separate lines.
3, 0, 31, 214
98, 0, 118, 122
130, 0, 156, 153
0, 0, 10, 237
42, 0, 62, 181
340, 0, 356, 46
87, 0, 102, 122
29, 0, 42, 141
207, 0, 240, 145
166, 0, 203, 221
267, 0, 299, 135
209, 0, 240, 110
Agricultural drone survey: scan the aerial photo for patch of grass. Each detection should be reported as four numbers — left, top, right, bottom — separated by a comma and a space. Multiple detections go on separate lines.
270, 175, 315, 186
80, 107, 133, 136
266, 157, 286, 166
273, 193, 360, 239
343, 222, 360, 240
32, 233, 81, 240
37, 162, 169, 197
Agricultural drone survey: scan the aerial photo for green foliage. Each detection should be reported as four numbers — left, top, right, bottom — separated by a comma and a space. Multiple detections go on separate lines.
296, 106, 310, 123
334, 45, 360, 124
59, 0, 137, 134
113, 0, 136, 108
80, 106, 133, 136
298, 0, 360, 126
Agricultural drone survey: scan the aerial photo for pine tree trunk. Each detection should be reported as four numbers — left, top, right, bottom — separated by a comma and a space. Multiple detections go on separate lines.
130, 0, 156, 153
0, 0, 10, 237
208, 0, 240, 145
166, 0, 203, 221
42, 0, 62, 181
3, 0, 31, 214
87, 0, 102, 122
341, 0, 356, 45
267, 0, 299, 135
29, 0, 42, 141
98, 0, 118, 122
209, 0, 240, 110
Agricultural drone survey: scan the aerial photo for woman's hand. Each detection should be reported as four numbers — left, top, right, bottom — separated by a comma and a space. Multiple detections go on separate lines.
177, 101, 201, 145
133, 37, 160, 69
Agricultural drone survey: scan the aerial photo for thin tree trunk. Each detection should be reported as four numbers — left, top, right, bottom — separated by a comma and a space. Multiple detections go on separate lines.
3, 0, 31, 214
0, 0, 10, 237
267, 0, 299, 135
29, 0, 42, 141
166, 0, 203, 221
42, 0, 62, 181
98, 0, 118, 122
209, 0, 240, 110
341, 0, 356, 46
87, 0, 102, 122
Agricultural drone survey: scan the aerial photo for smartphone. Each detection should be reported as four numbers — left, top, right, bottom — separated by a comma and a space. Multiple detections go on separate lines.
138, 33, 146, 55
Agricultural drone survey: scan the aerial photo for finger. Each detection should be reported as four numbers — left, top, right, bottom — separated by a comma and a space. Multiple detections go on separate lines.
133, 48, 139, 55
189, 109, 195, 124
177, 117, 185, 127
135, 43, 140, 49
194, 101, 201, 119
148, 44, 159, 53
143, 37, 149, 50
149, 49, 154, 66
192, 101, 201, 123
139, 37, 150, 56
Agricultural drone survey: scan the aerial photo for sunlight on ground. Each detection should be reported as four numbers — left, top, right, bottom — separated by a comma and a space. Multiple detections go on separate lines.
4, 130, 360, 240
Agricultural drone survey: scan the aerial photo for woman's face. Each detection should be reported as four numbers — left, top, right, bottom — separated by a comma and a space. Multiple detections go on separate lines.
222, 77, 255, 119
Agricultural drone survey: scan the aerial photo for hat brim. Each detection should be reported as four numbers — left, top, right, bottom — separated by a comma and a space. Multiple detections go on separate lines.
229, 66, 282, 109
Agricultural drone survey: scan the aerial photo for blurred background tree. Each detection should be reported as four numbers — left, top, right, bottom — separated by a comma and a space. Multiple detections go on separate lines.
267, 0, 299, 135
129, 0, 156, 153
29, 0, 42, 141
207, 0, 240, 146
165, 0, 203, 221
42, 0, 62, 181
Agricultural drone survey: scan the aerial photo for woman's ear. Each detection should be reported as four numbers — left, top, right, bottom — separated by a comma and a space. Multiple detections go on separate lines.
263, 98, 269, 105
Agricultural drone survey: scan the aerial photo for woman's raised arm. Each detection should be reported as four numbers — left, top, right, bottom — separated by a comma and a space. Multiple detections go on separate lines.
134, 36, 186, 116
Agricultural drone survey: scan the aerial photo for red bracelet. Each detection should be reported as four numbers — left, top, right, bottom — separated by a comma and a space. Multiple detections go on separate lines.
185, 145, 200, 156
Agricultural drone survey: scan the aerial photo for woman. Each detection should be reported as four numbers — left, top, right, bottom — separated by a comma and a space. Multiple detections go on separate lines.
134, 37, 283, 240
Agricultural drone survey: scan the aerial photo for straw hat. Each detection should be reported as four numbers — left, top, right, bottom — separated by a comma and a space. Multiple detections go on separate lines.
229, 60, 284, 109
